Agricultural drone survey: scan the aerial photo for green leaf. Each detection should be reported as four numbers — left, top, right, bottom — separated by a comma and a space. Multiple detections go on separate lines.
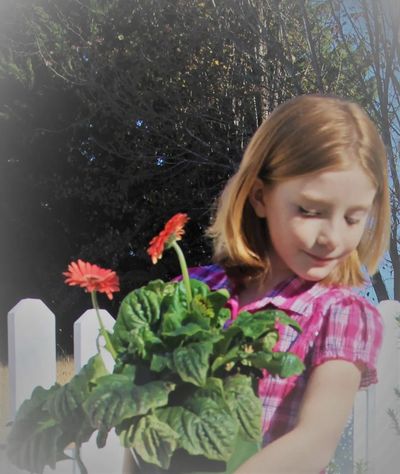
46, 354, 108, 422
150, 352, 175, 372
237, 309, 302, 339
6, 385, 67, 474
259, 351, 305, 378
188, 279, 213, 298
160, 302, 187, 336
210, 345, 240, 373
215, 307, 231, 328
160, 280, 222, 340
7, 355, 108, 473
132, 415, 179, 469
173, 341, 213, 386
157, 395, 238, 462
256, 330, 279, 352
207, 288, 230, 311
144, 279, 176, 299
224, 374, 262, 442
232, 310, 278, 339
83, 374, 135, 447
83, 375, 175, 447
191, 377, 230, 408
273, 311, 303, 333
162, 322, 204, 338
161, 281, 190, 316
126, 326, 163, 359
114, 286, 161, 350
131, 381, 176, 414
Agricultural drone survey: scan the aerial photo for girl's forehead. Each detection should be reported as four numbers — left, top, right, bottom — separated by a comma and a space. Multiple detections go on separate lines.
271, 165, 376, 206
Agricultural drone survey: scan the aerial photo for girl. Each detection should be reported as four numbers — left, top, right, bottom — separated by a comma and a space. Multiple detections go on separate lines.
124, 94, 390, 473
195, 94, 389, 473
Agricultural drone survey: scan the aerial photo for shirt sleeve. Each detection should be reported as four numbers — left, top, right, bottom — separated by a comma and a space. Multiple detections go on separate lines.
171, 265, 229, 290
310, 292, 384, 388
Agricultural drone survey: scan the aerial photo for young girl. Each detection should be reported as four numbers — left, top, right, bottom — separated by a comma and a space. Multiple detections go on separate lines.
123, 94, 390, 473
198, 94, 390, 473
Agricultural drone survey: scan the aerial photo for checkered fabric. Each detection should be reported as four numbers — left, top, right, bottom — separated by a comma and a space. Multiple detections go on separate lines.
176, 264, 383, 470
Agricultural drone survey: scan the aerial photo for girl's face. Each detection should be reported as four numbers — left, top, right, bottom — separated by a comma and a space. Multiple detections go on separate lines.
249, 164, 377, 283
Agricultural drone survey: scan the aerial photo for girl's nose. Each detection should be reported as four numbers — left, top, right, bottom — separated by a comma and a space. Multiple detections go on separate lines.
316, 221, 342, 252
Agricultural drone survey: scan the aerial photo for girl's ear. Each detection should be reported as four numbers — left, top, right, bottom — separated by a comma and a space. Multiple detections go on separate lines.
248, 178, 268, 218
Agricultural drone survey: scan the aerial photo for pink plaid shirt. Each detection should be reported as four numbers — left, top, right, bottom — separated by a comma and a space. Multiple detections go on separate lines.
181, 264, 383, 469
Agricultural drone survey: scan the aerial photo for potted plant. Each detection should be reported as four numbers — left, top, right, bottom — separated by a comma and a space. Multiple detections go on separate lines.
7, 214, 305, 474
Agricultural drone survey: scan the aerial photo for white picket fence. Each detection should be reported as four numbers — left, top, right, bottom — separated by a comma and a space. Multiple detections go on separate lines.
6, 299, 124, 474
4, 298, 400, 473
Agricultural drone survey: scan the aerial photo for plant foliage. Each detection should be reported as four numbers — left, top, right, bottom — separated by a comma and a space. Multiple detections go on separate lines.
7, 278, 305, 473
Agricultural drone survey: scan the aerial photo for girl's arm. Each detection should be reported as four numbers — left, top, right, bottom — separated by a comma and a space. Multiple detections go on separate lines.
234, 359, 363, 474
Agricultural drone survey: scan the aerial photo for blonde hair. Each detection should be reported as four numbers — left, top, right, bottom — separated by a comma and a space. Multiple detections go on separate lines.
206, 94, 390, 287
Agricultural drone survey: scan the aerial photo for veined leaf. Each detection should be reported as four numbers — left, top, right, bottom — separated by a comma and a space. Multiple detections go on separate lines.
237, 309, 302, 334
157, 396, 238, 461
126, 326, 163, 359
210, 345, 240, 374
207, 288, 230, 312
113, 287, 161, 351
150, 352, 175, 372
132, 415, 179, 469
224, 374, 262, 442
144, 279, 175, 299
162, 321, 204, 338
173, 341, 213, 386
7, 385, 67, 474
160, 301, 187, 335
215, 307, 231, 328
231, 310, 278, 339
259, 330, 279, 352
83, 375, 175, 447
259, 351, 305, 378
191, 377, 229, 408
132, 381, 176, 414
46, 354, 108, 422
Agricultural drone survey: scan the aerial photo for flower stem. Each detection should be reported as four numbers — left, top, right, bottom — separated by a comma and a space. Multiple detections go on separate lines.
171, 240, 192, 305
91, 291, 117, 360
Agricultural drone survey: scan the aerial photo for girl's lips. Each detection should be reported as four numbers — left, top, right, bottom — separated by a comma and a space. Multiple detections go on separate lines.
304, 251, 336, 262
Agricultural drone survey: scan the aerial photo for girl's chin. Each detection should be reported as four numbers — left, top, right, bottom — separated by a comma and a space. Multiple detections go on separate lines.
298, 265, 335, 281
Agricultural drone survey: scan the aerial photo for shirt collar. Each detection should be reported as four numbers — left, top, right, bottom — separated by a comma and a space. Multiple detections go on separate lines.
226, 273, 330, 317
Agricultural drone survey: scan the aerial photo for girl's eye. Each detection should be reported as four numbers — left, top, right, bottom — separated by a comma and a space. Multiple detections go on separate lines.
298, 206, 320, 217
346, 217, 361, 226
299, 206, 360, 225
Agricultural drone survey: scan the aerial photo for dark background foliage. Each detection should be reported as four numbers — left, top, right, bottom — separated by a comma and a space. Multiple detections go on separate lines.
1, 0, 399, 362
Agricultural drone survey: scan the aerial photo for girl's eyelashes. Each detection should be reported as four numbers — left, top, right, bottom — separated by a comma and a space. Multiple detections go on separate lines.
345, 217, 361, 225
298, 206, 319, 216
297, 206, 361, 225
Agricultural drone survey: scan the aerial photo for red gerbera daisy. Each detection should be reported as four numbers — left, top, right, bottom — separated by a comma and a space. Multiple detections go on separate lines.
147, 213, 189, 264
63, 259, 120, 300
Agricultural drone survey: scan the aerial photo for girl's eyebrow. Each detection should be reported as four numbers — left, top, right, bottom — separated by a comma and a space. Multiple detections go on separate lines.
298, 193, 371, 212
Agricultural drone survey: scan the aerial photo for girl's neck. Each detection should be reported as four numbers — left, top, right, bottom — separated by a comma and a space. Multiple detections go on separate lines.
237, 271, 295, 309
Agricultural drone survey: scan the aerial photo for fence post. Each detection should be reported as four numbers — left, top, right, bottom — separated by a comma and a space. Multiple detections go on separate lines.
73, 309, 124, 474
74, 308, 115, 372
353, 299, 400, 473
372, 300, 400, 472
353, 388, 368, 468
7, 299, 56, 417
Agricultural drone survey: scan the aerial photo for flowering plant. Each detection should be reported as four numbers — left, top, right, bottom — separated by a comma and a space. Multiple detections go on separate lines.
7, 214, 305, 474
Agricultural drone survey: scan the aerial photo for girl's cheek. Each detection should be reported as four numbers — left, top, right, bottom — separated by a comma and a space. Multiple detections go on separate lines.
290, 220, 315, 239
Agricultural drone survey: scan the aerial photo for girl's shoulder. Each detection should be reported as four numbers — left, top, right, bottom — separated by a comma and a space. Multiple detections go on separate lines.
313, 284, 382, 322
187, 264, 230, 290
174, 264, 230, 290
310, 284, 383, 387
